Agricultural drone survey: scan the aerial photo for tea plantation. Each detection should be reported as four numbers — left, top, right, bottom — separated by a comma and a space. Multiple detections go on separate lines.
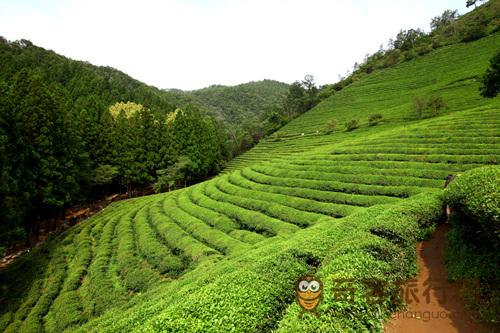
1, 32, 499, 332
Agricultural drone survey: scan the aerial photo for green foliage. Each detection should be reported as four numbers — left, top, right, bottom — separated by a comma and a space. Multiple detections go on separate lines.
426, 95, 447, 114
182, 80, 289, 157
108, 101, 145, 119
80, 213, 127, 317
75, 192, 443, 333
0, 37, 286, 249
115, 209, 158, 292
1, 4, 499, 332
460, 15, 488, 42
154, 156, 193, 192
202, 181, 300, 236
412, 95, 446, 118
187, 80, 287, 124
163, 195, 249, 255
0, 38, 181, 116
392, 29, 427, 51
413, 96, 427, 118
431, 9, 459, 31
324, 119, 338, 133
445, 212, 500, 324
134, 206, 185, 275
149, 201, 220, 261
480, 50, 500, 98
0, 70, 84, 246
170, 108, 223, 180
445, 165, 500, 241
320, 1, 498, 97
368, 113, 383, 126
345, 119, 360, 131
91, 164, 119, 186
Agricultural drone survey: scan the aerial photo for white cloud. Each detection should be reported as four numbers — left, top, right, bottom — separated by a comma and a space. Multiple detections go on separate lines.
0, 0, 471, 90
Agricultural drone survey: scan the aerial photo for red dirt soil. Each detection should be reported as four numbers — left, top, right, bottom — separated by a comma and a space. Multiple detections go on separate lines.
384, 224, 496, 333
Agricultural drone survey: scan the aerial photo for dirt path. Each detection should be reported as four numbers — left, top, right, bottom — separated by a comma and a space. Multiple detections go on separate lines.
384, 224, 494, 333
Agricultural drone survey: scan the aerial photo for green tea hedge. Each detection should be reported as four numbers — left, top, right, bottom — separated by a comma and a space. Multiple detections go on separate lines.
445, 165, 500, 239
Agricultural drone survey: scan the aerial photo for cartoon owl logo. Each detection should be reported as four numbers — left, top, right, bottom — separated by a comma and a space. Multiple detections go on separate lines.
295, 275, 323, 317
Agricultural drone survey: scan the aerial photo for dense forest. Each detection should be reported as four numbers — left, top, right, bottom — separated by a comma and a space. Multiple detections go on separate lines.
181, 80, 289, 155
182, 77, 322, 155
0, 39, 300, 250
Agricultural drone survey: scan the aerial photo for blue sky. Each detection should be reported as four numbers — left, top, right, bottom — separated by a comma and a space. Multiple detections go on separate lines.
0, 0, 473, 90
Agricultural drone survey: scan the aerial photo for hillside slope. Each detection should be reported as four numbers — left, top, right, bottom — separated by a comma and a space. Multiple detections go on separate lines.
182, 80, 290, 155
0, 37, 185, 115
185, 80, 288, 123
224, 32, 499, 172
0, 34, 499, 333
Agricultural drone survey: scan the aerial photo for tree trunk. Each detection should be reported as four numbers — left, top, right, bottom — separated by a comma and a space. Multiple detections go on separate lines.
53, 213, 58, 232
24, 221, 31, 247
33, 219, 40, 242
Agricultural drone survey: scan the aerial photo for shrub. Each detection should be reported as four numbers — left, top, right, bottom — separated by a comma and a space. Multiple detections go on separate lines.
383, 49, 403, 67
181, 187, 239, 233
81, 214, 127, 316
134, 192, 444, 333
134, 206, 185, 276
415, 42, 434, 56
19, 247, 67, 332
199, 182, 299, 236
245, 166, 420, 198
345, 119, 360, 131
166, 195, 249, 255
412, 95, 446, 118
459, 14, 488, 42
445, 212, 500, 324
222, 174, 353, 219
403, 49, 417, 61
324, 119, 337, 134
427, 95, 447, 115
150, 202, 220, 261
444, 165, 500, 324
413, 96, 427, 118
445, 165, 500, 242
368, 113, 383, 126
239, 168, 400, 207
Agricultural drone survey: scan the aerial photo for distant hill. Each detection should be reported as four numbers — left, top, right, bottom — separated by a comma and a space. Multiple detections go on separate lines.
177, 80, 290, 156
0, 37, 184, 116
185, 80, 289, 124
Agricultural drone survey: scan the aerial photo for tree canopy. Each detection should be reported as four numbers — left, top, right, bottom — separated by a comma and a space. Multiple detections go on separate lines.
480, 50, 500, 98
0, 37, 288, 248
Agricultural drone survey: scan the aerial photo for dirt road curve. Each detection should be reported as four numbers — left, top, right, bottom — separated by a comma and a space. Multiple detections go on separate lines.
385, 224, 494, 333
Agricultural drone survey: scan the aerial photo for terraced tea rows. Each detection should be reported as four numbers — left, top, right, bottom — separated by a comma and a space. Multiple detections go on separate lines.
280, 33, 499, 136
1, 28, 499, 333
2, 103, 497, 332
223, 33, 500, 174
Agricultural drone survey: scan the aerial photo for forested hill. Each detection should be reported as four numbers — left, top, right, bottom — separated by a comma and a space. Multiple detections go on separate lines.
0, 38, 289, 250
0, 37, 184, 115
185, 80, 289, 124
0, 37, 289, 142
180, 80, 290, 155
